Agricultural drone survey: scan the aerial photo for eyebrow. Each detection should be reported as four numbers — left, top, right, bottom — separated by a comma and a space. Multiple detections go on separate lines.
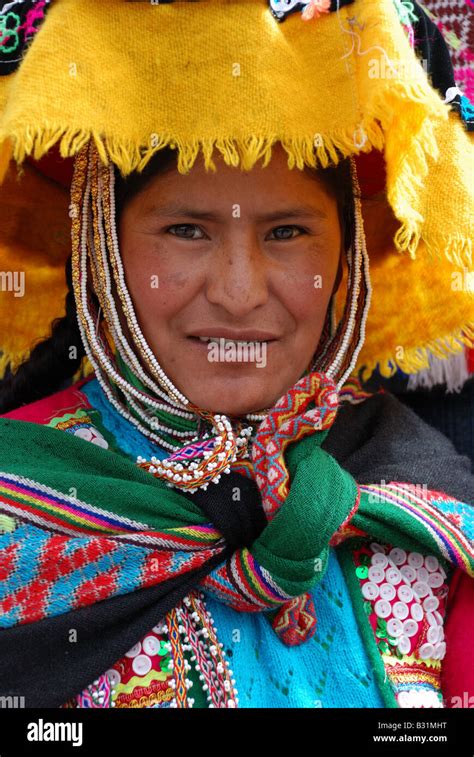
142, 203, 328, 222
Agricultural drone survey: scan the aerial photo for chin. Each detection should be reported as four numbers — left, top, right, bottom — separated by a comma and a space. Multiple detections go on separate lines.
184, 378, 282, 417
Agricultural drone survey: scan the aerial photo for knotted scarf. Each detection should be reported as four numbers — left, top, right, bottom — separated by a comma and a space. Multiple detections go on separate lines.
0, 372, 473, 705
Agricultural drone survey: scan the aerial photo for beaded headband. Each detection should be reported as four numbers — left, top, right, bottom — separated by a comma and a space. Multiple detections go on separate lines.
70, 138, 370, 489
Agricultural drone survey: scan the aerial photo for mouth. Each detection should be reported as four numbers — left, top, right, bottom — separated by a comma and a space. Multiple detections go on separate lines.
187, 330, 280, 348
189, 336, 275, 347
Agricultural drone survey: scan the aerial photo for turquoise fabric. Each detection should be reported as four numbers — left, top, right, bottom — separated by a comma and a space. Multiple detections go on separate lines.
81, 377, 385, 707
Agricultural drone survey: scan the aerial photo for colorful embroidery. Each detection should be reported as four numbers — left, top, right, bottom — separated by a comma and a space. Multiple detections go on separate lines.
0, 0, 51, 75
354, 542, 450, 708
48, 408, 109, 448
67, 590, 237, 709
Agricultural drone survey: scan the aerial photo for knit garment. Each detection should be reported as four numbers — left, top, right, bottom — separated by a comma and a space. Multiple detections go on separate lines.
81, 378, 385, 707
2, 375, 474, 707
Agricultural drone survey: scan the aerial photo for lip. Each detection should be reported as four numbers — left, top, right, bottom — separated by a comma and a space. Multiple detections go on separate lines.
187, 329, 280, 341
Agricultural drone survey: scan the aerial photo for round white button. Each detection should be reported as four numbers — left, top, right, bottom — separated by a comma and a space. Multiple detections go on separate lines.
143, 635, 160, 656
372, 553, 389, 569
423, 595, 440, 612
393, 602, 409, 620
380, 583, 396, 601
437, 641, 446, 659
397, 635, 411, 655
427, 626, 440, 644
374, 599, 391, 618
397, 585, 413, 603
362, 581, 380, 601
389, 548, 407, 566
426, 611, 439, 628
386, 568, 402, 585
125, 642, 142, 658
400, 566, 417, 583
425, 555, 439, 573
368, 566, 385, 584
370, 542, 385, 554
106, 669, 121, 687
407, 552, 424, 569
416, 567, 429, 583
387, 618, 403, 637
428, 572, 444, 589
132, 654, 152, 676
433, 610, 443, 625
410, 603, 423, 621
419, 642, 435, 659
412, 581, 430, 598
402, 619, 419, 638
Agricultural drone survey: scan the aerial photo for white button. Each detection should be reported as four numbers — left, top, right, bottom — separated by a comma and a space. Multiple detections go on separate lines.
397, 691, 412, 707
400, 566, 417, 583
419, 642, 435, 659
432, 643, 442, 660
438, 564, 447, 580
402, 619, 419, 637
427, 626, 440, 644
412, 581, 430, 598
410, 603, 423, 621
437, 626, 445, 642
380, 583, 396, 601
416, 567, 429, 583
362, 581, 380, 601
152, 623, 166, 635
397, 585, 413, 603
372, 553, 389, 569
143, 635, 160, 656
374, 599, 391, 618
397, 635, 411, 654
370, 542, 386, 554
426, 611, 438, 628
423, 595, 440, 612
389, 548, 407, 566
425, 555, 439, 573
433, 610, 443, 625
368, 566, 385, 584
428, 572, 444, 589
125, 642, 142, 658
393, 602, 409, 620
407, 552, 424, 569
436, 641, 446, 660
106, 669, 121, 687
386, 567, 402, 585
387, 618, 403, 637
132, 654, 152, 676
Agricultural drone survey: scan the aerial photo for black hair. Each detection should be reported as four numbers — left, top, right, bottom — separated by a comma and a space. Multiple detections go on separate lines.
0, 147, 354, 414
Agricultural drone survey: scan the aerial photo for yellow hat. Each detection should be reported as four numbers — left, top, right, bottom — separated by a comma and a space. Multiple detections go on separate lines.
0, 0, 472, 382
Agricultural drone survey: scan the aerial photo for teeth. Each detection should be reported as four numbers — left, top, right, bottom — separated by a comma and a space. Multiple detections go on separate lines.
198, 337, 266, 346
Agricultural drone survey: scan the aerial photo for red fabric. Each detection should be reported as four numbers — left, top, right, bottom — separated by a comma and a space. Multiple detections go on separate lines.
442, 568, 474, 707
1, 376, 93, 423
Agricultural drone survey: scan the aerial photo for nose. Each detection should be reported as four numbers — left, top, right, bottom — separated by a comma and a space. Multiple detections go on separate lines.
205, 231, 269, 316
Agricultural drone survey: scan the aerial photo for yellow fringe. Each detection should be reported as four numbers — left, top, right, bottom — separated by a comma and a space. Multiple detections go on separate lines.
359, 322, 474, 382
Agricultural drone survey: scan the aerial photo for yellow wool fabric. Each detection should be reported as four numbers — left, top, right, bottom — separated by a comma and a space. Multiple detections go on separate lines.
0, 0, 472, 380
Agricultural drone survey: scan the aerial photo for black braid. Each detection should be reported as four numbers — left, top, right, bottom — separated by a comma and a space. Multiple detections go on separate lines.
0, 254, 87, 414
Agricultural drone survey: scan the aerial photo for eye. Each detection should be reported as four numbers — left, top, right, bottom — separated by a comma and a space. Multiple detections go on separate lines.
267, 225, 307, 241
165, 224, 207, 239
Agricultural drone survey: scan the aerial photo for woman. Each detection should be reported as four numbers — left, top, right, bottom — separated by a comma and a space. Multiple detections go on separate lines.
0, 0, 473, 709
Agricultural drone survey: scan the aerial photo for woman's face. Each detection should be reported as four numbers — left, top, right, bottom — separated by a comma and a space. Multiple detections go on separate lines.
119, 144, 343, 416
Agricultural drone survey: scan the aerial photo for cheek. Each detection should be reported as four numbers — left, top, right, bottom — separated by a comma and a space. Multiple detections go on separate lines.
274, 246, 338, 323
120, 236, 198, 321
